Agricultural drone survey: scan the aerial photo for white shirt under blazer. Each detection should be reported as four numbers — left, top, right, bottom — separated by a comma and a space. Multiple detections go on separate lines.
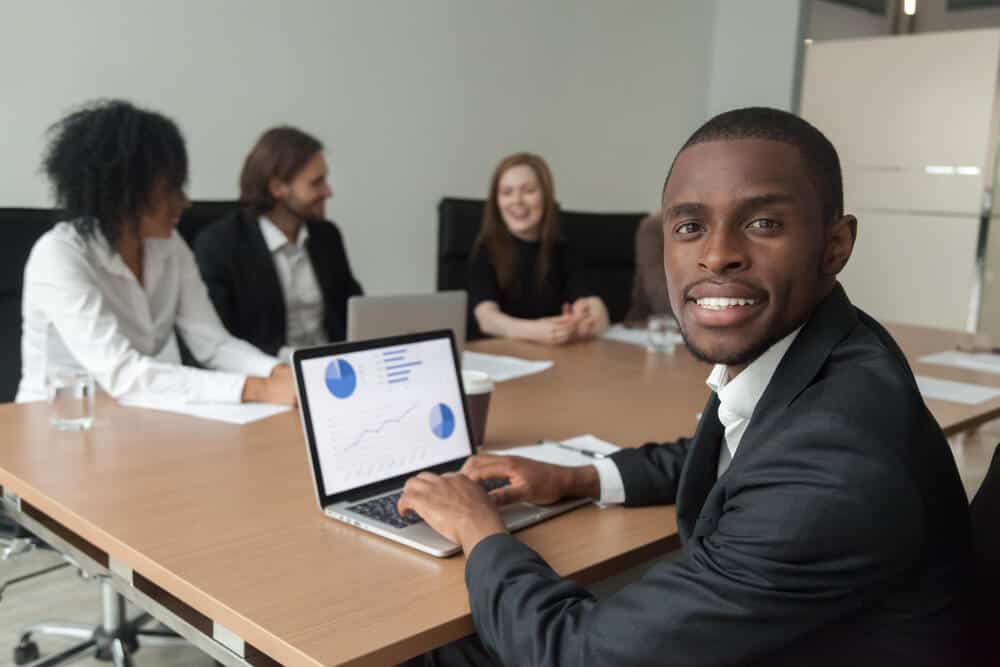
16, 222, 279, 404
258, 217, 328, 362
594, 327, 802, 502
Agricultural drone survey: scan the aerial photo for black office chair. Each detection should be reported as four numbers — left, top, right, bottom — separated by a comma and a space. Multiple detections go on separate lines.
175, 200, 239, 368
970, 444, 1000, 660
0, 208, 60, 402
176, 199, 238, 248
436, 197, 646, 339
0, 207, 190, 665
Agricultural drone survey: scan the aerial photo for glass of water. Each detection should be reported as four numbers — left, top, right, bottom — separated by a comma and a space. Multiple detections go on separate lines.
46, 369, 95, 431
647, 314, 679, 354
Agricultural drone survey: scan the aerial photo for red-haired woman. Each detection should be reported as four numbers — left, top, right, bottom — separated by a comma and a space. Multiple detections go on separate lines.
468, 153, 608, 345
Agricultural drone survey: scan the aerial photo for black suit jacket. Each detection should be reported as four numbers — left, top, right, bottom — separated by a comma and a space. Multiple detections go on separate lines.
193, 208, 363, 356
465, 284, 972, 666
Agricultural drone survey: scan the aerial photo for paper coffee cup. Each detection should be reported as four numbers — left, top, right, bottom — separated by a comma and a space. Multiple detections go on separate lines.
462, 370, 494, 449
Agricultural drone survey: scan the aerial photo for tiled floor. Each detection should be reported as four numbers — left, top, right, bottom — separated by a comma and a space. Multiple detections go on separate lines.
0, 550, 212, 666
0, 426, 993, 666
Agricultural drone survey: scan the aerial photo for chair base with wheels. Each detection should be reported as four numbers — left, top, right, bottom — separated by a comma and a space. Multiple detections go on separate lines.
14, 578, 188, 666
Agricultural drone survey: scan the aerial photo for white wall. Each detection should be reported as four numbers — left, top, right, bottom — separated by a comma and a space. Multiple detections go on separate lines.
707, 0, 806, 114
0, 1, 716, 295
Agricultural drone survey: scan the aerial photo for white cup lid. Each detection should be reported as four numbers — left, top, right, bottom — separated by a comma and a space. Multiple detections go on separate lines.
461, 369, 494, 394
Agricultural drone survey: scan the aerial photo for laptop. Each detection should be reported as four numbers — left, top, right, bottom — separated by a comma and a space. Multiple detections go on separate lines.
346, 291, 467, 352
292, 330, 588, 557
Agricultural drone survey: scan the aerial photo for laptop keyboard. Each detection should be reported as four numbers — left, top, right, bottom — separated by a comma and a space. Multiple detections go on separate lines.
347, 478, 510, 529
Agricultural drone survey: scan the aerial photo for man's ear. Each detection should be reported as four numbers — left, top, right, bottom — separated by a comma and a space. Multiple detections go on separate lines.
268, 177, 288, 202
822, 214, 857, 277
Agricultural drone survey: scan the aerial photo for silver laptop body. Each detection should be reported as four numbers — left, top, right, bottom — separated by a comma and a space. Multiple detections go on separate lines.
292, 330, 588, 557
347, 291, 467, 352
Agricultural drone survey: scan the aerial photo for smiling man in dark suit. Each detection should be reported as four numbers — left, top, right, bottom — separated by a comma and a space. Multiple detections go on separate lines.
397, 107, 972, 666
195, 127, 363, 363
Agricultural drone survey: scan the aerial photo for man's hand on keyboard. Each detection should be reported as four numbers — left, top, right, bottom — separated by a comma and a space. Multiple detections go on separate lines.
461, 454, 598, 506
397, 472, 507, 553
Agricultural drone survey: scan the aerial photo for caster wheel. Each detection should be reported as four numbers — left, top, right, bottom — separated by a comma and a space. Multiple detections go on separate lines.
14, 639, 40, 665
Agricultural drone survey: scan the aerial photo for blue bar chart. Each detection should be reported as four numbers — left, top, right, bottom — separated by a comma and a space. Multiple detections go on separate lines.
382, 347, 422, 385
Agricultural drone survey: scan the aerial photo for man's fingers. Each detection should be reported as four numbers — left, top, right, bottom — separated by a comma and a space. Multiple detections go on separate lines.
397, 492, 417, 516
490, 483, 529, 506
398, 475, 432, 512
462, 456, 514, 482
462, 458, 514, 481
461, 454, 506, 474
398, 474, 440, 513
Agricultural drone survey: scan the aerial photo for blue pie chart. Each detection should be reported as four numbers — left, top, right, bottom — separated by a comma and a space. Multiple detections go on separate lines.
430, 403, 455, 439
325, 359, 357, 399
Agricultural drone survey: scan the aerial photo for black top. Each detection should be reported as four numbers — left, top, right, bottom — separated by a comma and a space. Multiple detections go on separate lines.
465, 284, 972, 666
193, 208, 363, 356
467, 238, 588, 329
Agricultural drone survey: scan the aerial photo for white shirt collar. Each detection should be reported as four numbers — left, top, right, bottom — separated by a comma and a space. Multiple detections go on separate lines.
259, 216, 309, 253
87, 223, 151, 281
706, 326, 803, 421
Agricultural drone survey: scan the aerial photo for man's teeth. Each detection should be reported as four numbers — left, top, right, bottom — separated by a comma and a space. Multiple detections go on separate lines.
695, 297, 758, 310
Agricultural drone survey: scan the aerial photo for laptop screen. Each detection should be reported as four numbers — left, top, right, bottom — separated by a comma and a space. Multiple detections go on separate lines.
297, 334, 472, 498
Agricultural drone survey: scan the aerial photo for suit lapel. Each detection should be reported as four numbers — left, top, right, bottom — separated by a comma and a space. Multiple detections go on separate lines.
305, 221, 334, 304
676, 393, 724, 540
728, 283, 859, 472
244, 212, 287, 334
675, 284, 859, 540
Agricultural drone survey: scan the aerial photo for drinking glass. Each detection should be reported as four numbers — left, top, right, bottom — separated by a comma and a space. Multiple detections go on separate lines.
647, 315, 679, 353
46, 369, 95, 431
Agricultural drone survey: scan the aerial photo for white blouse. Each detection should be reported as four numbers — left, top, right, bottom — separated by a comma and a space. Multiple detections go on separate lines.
16, 222, 279, 404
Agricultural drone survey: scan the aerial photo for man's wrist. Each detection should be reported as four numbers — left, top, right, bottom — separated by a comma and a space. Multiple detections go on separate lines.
565, 465, 601, 500
459, 517, 507, 554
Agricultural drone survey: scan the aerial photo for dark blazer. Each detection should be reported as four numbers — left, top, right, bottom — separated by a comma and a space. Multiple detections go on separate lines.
465, 284, 972, 666
194, 208, 363, 356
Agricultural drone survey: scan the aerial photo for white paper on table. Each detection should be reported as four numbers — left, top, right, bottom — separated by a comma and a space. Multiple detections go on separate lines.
119, 397, 291, 424
492, 434, 621, 467
462, 351, 553, 382
920, 350, 1000, 375
602, 323, 683, 348
915, 375, 1000, 405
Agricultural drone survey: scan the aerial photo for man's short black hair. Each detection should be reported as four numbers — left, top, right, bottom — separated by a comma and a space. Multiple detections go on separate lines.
42, 99, 188, 248
669, 107, 844, 224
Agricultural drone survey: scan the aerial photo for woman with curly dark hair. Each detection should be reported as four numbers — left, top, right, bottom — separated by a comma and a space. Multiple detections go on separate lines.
16, 99, 295, 406
468, 152, 609, 344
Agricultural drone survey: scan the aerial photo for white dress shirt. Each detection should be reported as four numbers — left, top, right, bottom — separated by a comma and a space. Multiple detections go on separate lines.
594, 327, 802, 503
258, 217, 327, 364
16, 222, 279, 404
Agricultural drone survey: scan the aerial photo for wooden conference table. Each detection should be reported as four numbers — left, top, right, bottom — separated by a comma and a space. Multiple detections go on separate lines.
0, 322, 995, 666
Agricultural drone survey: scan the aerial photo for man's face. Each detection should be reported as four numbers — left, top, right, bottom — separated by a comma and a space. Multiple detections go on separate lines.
662, 138, 852, 369
272, 152, 332, 221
